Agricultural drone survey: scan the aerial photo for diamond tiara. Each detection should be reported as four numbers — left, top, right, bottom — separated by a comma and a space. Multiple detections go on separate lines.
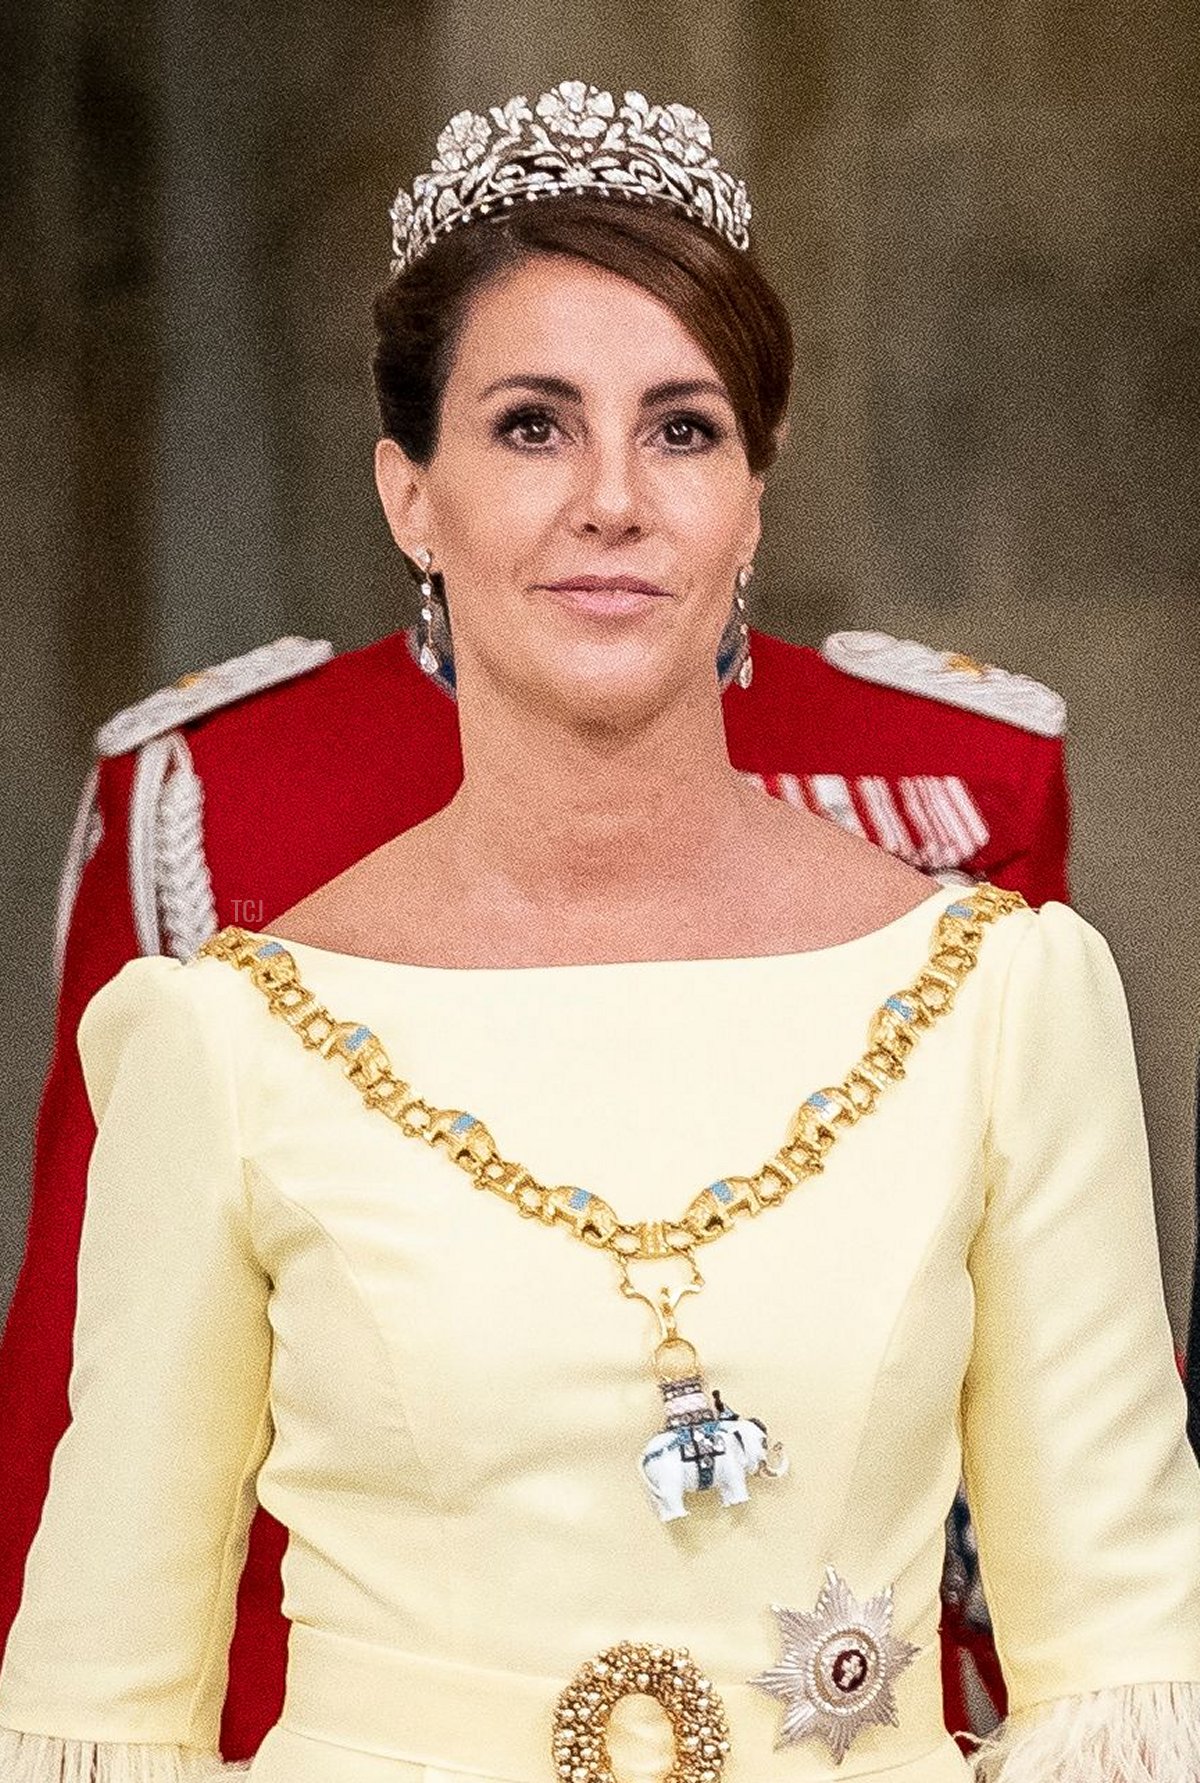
388, 81, 751, 275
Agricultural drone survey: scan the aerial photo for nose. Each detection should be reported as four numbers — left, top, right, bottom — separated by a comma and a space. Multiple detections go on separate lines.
569, 436, 647, 543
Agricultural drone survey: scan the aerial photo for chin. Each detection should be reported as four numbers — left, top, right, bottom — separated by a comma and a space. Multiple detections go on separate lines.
528, 640, 695, 731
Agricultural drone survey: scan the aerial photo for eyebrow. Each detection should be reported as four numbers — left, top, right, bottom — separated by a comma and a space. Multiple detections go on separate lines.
477, 374, 734, 408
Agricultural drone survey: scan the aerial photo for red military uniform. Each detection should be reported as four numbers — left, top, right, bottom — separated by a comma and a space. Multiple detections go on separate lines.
0, 623, 1069, 1758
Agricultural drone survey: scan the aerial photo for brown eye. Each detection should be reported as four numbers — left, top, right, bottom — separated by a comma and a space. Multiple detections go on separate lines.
496, 406, 559, 448
659, 413, 720, 450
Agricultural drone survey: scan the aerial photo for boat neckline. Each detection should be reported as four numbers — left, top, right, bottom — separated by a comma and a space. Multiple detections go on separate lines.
248, 880, 974, 978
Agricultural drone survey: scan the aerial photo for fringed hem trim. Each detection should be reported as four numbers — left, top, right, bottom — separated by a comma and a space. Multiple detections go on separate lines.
972, 1680, 1200, 1781
0, 1730, 250, 1782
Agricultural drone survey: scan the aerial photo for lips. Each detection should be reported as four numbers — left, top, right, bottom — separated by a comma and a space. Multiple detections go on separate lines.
539, 576, 671, 618
542, 575, 672, 599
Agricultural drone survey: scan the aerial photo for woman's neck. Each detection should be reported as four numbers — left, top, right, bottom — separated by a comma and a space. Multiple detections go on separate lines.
437, 672, 750, 913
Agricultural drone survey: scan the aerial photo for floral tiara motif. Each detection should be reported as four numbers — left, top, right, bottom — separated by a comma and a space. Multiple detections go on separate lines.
388, 81, 751, 274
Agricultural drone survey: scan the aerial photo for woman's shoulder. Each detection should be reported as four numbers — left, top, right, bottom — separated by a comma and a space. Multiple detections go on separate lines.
839, 886, 1121, 1044
739, 787, 938, 950
995, 895, 1120, 981
975, 896, 1132, 1070
74, 951, 264, 1194
77, 946, 258, 1093
81, 943, 252, 1021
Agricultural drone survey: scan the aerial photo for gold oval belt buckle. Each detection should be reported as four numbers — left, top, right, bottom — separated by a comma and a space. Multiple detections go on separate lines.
552, 1640, 730, 1781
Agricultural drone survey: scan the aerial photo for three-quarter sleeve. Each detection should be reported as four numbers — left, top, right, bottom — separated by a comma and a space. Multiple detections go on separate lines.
962, 903, 1200, 1778
0, 957, 270, 1780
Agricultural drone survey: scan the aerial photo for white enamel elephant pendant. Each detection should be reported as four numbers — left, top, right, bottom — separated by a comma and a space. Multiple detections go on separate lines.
639, 1378, 788, 1522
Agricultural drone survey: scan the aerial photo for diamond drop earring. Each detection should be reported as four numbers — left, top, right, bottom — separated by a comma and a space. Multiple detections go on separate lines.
415, 548, 439, 677
735, 565, 754, 689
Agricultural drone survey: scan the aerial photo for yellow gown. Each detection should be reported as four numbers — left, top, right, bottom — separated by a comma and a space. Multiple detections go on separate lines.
2, 887, 1199, 1782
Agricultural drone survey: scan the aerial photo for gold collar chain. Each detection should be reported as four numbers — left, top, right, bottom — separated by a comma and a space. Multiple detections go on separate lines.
197, 882, 1023, 1285
199, 882, 1023, 1532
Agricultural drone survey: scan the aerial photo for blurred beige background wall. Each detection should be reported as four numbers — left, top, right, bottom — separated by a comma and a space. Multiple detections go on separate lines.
2, 0, 1198, 1327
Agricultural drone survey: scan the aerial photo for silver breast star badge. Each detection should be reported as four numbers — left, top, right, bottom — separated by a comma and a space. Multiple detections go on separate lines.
748, 1567, 918, 1765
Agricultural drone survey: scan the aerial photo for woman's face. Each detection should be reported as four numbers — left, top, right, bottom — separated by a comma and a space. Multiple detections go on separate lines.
376, 252, 764, 729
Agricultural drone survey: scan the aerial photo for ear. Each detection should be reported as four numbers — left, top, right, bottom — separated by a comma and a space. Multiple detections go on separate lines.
374, 437, 433, 559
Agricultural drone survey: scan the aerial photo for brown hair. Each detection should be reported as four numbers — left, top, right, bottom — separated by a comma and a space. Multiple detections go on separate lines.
371, 197, 793, 476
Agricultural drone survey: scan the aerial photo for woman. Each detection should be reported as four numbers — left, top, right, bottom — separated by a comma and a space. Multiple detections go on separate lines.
1, 82, 1198, 1783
